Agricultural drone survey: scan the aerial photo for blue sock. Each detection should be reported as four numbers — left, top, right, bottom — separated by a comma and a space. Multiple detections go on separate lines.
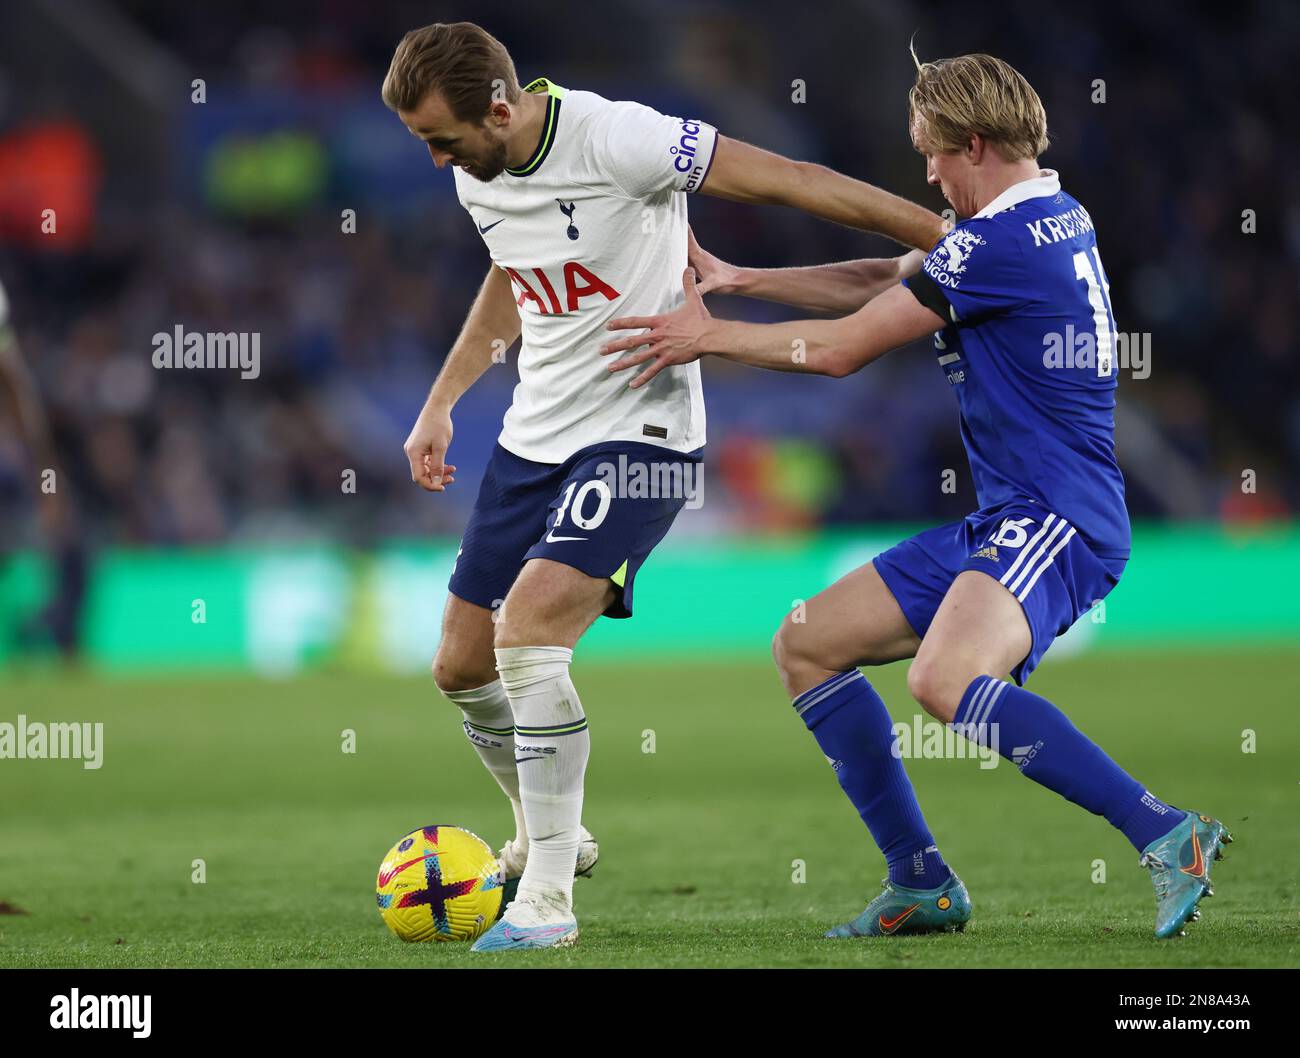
954, 675, 1186, 851
795, 671, 951, 889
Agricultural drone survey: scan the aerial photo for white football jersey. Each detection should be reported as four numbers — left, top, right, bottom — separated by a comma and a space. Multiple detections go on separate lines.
453, 78, 718, 464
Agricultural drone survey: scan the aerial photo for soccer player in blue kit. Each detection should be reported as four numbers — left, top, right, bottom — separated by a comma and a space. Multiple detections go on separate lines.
603, 51, 1232, 939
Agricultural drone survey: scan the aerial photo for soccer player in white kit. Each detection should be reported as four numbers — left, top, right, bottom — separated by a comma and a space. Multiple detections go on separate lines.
382, 20, 945, 950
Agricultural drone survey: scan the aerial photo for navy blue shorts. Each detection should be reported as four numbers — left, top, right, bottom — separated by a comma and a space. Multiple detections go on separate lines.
874, 501, 1127, 684
448, 440, 703, 619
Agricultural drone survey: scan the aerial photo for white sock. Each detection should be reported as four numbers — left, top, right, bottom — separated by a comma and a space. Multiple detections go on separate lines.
442, 680, 527, 852
494, 645, 589, 916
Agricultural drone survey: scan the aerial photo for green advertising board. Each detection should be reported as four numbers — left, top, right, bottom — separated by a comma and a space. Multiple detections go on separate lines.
2, 525, 1297, 673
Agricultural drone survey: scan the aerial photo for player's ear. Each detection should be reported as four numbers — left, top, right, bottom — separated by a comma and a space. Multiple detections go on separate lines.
485, 99, 511, 129
966, 134, 985, 165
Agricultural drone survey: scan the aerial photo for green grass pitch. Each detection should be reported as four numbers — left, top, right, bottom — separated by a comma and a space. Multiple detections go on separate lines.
0, 647, 1295, 968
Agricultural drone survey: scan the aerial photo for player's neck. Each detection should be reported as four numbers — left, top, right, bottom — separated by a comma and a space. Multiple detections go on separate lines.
974, 159, 1043, 213
504, 92, 550, 170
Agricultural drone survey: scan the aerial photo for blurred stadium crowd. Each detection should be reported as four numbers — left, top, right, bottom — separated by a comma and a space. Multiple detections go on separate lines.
0, 0, 1296, 552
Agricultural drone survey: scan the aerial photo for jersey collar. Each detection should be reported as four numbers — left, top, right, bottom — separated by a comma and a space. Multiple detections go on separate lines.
506, 78, 565, 178
973, 169, 1061, 218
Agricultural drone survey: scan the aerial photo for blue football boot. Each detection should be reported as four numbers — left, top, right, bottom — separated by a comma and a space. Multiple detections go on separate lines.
1140, 810, 1233, 939
471, 912, 579, 952
826, 872, 972, 938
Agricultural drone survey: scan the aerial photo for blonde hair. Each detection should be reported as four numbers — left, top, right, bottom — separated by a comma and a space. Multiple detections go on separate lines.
907, 44, 1048, 161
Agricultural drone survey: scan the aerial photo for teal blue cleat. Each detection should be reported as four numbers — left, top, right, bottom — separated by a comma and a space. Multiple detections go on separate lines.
471, 917, 579, 952
826, 872, 972, 938
1140, 810, 1233, 939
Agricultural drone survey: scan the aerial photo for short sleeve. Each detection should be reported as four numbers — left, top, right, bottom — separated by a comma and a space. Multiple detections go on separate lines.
905, 222, 1026, 324
589, 100, 719, 199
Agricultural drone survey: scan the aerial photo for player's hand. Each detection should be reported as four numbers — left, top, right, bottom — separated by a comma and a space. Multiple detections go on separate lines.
602, 268, 713, 390
896, 249, 926, 280
403, 401, 458, 492
687, 226, 741, 295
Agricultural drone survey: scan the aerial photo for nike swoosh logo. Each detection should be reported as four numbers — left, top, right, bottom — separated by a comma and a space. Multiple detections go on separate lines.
502, 924, 571, 941
878, 903, 921, 933
514, 756, 546, 763
377, 852, 436, 889
545, 531, 586, 543
1180, 831, 1206, 878
478, 219, 503, 234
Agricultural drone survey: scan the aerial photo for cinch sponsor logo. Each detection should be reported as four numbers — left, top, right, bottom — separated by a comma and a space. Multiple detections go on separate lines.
50, 989, 151, 1038
151, 325, 260, 379
674, 119, 710, 192
0, 715, 103, 769
671, 119, 703, 173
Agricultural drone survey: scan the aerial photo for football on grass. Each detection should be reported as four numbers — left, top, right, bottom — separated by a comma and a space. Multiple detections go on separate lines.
376, 825, 504, 942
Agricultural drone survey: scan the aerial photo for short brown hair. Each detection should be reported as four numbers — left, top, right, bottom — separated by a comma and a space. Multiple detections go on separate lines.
381, 22, 520, 121
908, 49, 1049, 161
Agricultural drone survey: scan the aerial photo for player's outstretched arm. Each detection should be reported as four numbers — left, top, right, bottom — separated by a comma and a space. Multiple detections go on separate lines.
699, 137, 945, 252
690, 227, 925, 314
404, 264, 521, 492
602, 269, 944, 387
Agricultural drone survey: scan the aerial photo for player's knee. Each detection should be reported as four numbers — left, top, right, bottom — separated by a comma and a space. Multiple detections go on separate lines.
770, 621, 789, 671
906, 656, 963, 723
492, 615, 531, 651
431, 652, 496, 695
772, 617, 826, 696
771, 618, 803, 681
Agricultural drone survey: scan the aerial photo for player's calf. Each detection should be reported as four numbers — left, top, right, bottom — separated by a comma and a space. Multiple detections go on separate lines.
428, 594, 530, 854
483, 559, 611, 942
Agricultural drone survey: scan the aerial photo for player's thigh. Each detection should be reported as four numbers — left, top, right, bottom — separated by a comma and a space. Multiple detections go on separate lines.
908, 569, 1031, 720
432, 592, 499, 691
773, 560, 921, 696
495, 558, 617, 650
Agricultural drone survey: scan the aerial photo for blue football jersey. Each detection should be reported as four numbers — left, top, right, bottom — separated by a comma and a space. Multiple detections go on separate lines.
904, 171, 1130, 558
